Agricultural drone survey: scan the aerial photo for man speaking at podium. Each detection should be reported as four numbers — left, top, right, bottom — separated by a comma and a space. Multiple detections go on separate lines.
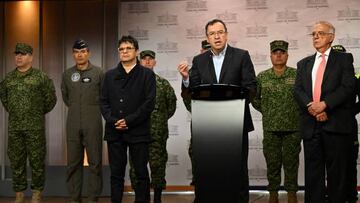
178, 18, 257, 203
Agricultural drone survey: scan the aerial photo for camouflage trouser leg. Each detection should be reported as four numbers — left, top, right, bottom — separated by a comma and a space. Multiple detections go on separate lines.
8, 130, 46, 192
148, 139, 167, 189
130, 139, 168, 189
263, 131, 301, 192
282, 132, 301, 192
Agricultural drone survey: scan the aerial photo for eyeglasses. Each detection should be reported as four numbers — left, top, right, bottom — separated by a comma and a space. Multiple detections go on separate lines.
118, 47, 135, 52
207, 30, 226, 37
309, 31, 334, 38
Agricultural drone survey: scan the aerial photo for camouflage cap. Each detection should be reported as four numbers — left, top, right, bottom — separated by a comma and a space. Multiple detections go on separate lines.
201, 40, 211, 50
140, 50, 155, 59
332, 44, 346, 53
73, 39, 89, 50
270, 40, 288, 52
14, 43, 33, 54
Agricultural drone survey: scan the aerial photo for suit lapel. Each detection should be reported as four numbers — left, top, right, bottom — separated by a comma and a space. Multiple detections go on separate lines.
306, 54, 316, 98
322, 49, 335, 85
219, 46, 232, 83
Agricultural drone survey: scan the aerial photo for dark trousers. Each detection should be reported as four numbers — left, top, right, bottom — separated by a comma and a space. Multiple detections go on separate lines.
345, 130, 359, 203
303, 125, 351, 203
107, 140, 150, 203
237, 133, 249, 203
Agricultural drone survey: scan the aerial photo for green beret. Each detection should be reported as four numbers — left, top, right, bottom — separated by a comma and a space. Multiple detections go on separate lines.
270, 40, 288, 52
140, 50, 155, 59
14, 43, 33, 54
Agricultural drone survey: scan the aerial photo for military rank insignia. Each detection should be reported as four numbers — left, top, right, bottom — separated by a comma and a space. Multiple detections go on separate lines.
82, 77, 91, 83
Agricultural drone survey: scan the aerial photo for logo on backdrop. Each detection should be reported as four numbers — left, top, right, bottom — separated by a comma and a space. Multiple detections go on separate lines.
337, 7, 360, 21
246, 0, 268, 10
306, 0, 328, 8
168, 125, 179, 136
246, 24, 268, 38
228, 40, 238, 47
157, 69, 179, 82
128, 27, 149, 40
216, 10, 238, 24
157, 12, 178, 27
338, 35, 360, 49
167, 153, 180, 166
250, 52, 268, 66
186, 26, 205, 39
286, 38, 299, 51
127, 2, 149, 14
249, 166, 267, 180
157, 40, 178, 53
249, 134, 263, 150
276, 9, 299, 23
186, 0, 208, 12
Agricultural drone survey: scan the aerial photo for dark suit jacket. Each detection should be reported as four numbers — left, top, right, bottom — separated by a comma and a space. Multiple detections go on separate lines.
294, 49, 355, 139
354, 77, 360, 115
183, 45, 257, 132
100, 63, 156, 142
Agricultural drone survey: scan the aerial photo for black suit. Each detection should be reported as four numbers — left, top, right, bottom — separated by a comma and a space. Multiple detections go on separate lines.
294, 49, 355, 203
346, 76, 360, 203
183, 45, 257, 203
100, 63, 156, 203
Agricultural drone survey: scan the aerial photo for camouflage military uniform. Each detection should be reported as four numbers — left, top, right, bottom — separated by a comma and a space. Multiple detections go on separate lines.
61, 63, 104, 201
130, 74, 177, 189
0, 67, 56, 192
252, 67, 301, 192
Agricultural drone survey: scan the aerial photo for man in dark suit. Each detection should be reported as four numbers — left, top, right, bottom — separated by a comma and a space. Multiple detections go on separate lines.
332, 44, 359, 203
294, 21, 356, 203
178, 19, 257, 203
100, 35, 156, 203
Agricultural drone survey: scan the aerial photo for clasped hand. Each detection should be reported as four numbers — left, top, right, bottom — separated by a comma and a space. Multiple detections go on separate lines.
115, 119, 128, 130
307, 101, 328, 122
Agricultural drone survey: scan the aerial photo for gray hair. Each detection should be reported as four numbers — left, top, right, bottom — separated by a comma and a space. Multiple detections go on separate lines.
314, 21, 335, 34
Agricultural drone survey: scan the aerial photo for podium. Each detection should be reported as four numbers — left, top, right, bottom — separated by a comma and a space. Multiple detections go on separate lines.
191, 84, 247, 203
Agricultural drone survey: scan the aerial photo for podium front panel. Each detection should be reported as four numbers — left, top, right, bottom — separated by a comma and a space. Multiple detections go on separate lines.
191, 99, 245, 202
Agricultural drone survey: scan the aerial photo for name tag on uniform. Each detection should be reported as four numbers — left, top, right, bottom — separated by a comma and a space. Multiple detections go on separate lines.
285, 78, 295, 84
82, 77, 91, 83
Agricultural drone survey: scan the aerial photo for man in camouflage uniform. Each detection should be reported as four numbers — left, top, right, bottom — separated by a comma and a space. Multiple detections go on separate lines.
61, 39, 104, 203
130, 50, 177, 203
251, 40, 301, 203
0, 43, 57, 203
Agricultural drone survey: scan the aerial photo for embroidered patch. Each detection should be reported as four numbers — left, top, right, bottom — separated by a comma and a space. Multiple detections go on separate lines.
71, 72, 80, 82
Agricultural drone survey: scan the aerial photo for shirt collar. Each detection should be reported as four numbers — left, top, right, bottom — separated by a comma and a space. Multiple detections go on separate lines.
316, 47, 331, 58
211, 44, 227, 56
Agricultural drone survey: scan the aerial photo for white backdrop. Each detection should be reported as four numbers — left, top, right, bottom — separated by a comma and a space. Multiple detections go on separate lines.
119, 0, 360, 187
